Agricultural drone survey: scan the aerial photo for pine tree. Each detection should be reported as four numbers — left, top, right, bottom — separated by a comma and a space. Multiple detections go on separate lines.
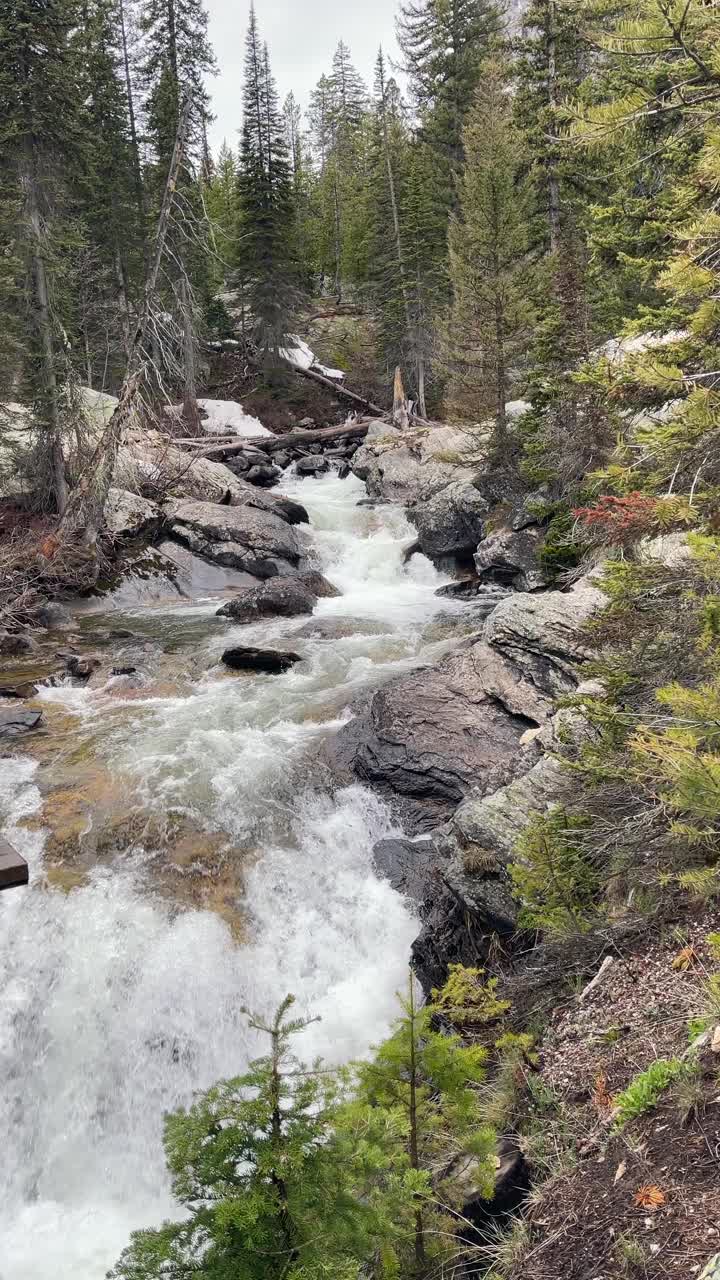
237, 7, 297, 359
73, 0, 144, 381
109, 996, 399, 1280
139, 0, 215, 167
351, 975, 495, 1273
398, 0, 501, 165
0, 0, 86, 512
446, 58, 535, 444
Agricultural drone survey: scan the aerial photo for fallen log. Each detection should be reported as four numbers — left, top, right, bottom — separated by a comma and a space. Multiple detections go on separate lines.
177, 419, 373, 460
283, 360, 388, 418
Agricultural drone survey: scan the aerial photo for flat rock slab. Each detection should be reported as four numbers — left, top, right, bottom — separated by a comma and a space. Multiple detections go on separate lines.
217, 577, 317, 624
0, 706, 43, 738
221, 646, 302, 674
0, 836, 28, 888
166, 497, 302, 579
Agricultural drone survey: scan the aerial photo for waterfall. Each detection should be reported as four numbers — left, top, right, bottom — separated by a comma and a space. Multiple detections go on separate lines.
0, 472, 458, 1279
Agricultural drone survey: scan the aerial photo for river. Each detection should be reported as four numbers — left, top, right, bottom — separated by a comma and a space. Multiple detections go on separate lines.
0, 471, 467, 1279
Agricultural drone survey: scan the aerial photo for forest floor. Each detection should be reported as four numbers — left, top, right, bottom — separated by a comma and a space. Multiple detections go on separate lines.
502, 905, 720, 1279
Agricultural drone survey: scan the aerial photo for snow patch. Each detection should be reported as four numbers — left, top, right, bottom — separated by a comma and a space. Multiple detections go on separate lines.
280, 336, 345, 381
196, 398, 271, 438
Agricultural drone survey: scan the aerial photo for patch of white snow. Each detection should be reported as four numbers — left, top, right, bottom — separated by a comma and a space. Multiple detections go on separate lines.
280, 336, 345, 381
196, 399, 271, 438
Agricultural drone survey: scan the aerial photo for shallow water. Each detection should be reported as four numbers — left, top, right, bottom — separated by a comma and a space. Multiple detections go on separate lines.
0, 471, 470, 1279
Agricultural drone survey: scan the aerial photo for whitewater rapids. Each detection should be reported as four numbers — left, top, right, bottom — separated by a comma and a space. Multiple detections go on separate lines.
0, 472, 460, 1279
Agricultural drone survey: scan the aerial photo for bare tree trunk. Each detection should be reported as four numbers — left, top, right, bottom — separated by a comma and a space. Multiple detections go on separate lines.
180, 270, 200, 432
119, 0, 146, 233
392, 366, 410, 429
332, 173, 342, 302
114, 243, 132, 358
60, 90, 193, 543
24, 154, 68, 515
412, 353, 422, 417
547, 0, 561, 254
494, 294, 507, 448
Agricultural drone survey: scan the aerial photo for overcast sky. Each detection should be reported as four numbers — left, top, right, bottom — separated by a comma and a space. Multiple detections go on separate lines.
205, 0, 402, 153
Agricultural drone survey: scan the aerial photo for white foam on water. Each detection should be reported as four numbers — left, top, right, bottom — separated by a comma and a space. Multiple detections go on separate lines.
0, 471, 456, 1279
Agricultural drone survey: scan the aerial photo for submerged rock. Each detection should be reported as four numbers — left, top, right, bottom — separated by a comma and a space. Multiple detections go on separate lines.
291, 616, 392, 640
217, 577, 317, 623
221, 646, 302, 674
165, 498, 303, 579
0, 706, 43, 738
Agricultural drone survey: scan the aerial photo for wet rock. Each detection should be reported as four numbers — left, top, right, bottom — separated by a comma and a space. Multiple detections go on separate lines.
165, 497, 303, 579
411, 875, 516, 994
0, 706, 43, 738
331, 642, 542, 825
337, 460, 350, 479
435, 578, 510, 603
474, 526, 546, 591
66, 655, 102, 681
221, 646, 302, 674
291, 616, 392, 640
103, 487, 160, 538
372, 837, 437, 902
271, 496, 309, 525
0, 682, 37, 699
36, 601, 73, 628
299, 570, 341, 598
411, 479, 488, 558
0, 630, 37, 656
295, 455, 328, 475
274, 451, 291, 469
111, 666, 137, 677
246, 464, 282, 487
216, 577, 317, 624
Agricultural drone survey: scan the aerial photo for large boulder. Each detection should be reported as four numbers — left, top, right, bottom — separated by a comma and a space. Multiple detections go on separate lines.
484, 579, 606, 697
216, 577, 317, 623
411, 479, 488, 558
473, 526, 546, 591
352, 423, 486, 506
165, 499, 303, 579
411, 687, 603, 991
103, 488, 160, 538
330, 642, 544, 828
372, 836, 438, 902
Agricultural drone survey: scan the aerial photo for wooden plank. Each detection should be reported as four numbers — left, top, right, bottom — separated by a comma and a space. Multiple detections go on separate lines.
0, 836, 28, 889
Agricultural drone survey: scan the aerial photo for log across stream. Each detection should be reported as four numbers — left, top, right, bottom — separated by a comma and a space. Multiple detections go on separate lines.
0, 469, 476, 1280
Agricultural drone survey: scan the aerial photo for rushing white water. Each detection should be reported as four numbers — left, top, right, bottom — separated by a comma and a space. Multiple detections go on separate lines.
0, 472, 461, 1280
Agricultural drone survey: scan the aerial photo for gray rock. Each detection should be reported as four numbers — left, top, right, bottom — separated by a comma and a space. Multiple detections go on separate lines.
411, 480, 488, 558
295, 456, 328, 475
103, 488, 160, 538
221, 646, 302, 674
291, 616, 393, 640
0, 707, 43, 738
372, 837, 437, 902
246, 464, 282, 487
35, 601, 72, 628
331, 642, 542, 823
299, 570, 341, 598
0, 630, 37, 656
216, 577, 317, 623
484, 581, 606, 697
474, 526, 546, 591
165, 498, 302, 579
271, 496, 309, 525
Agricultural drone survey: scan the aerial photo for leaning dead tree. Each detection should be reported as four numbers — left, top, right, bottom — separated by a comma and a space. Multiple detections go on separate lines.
59, 88, 194, 546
